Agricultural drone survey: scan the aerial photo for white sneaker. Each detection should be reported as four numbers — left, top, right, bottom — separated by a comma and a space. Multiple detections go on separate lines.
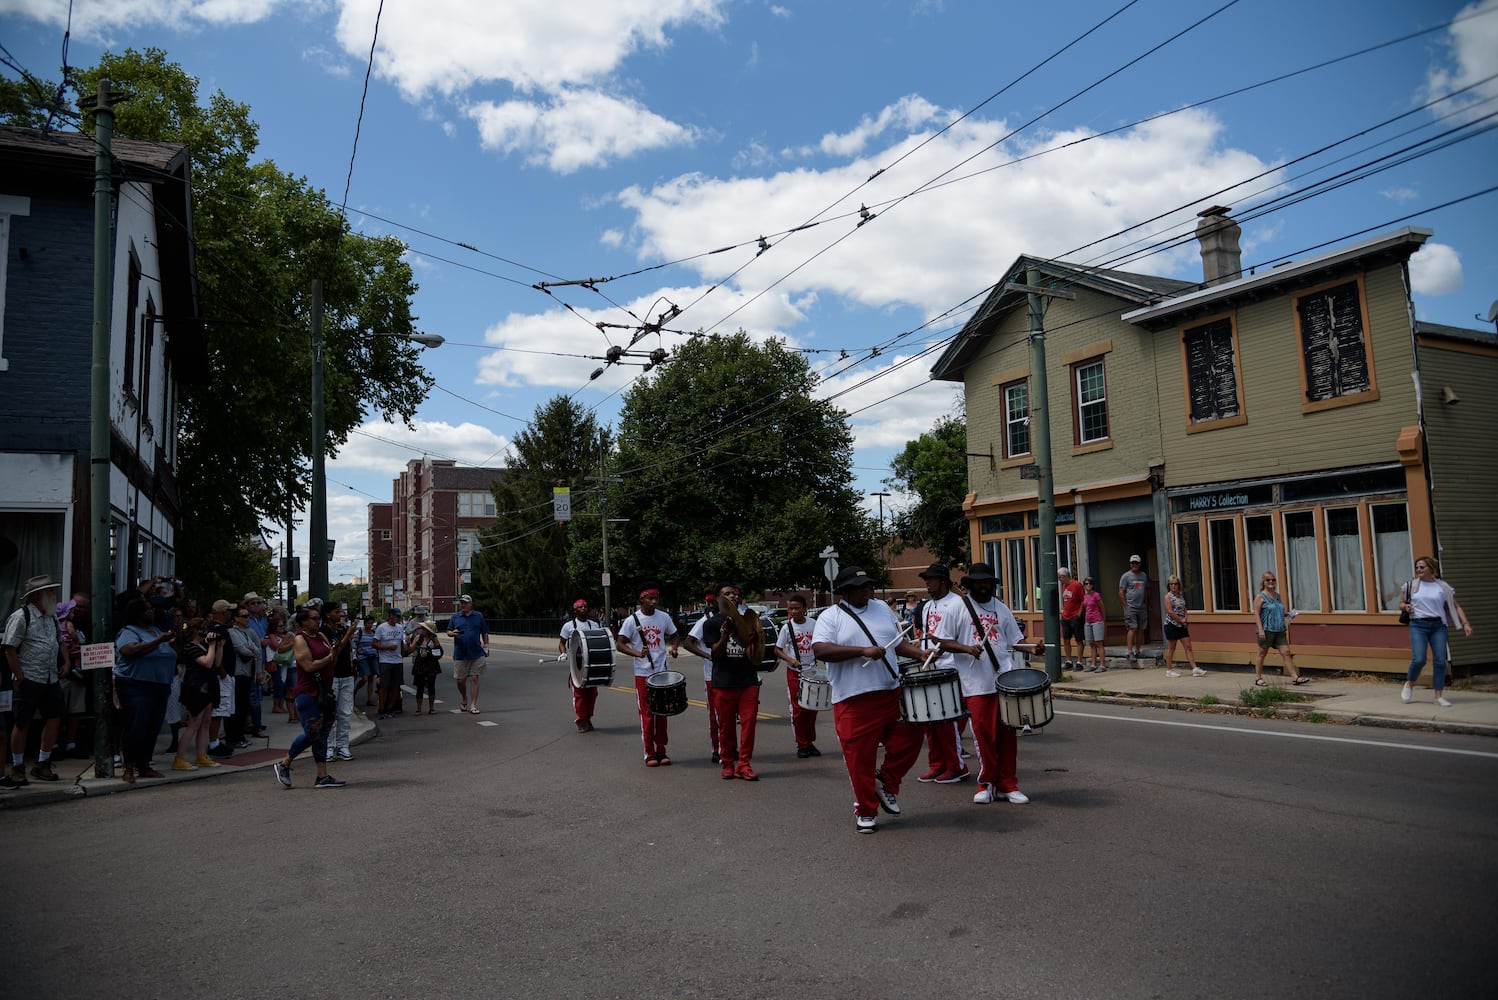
1435, 697, 1452, 707
1400, 683, 1412, 703
1003, 790, 1030, 804
1191, 667, 1206, 677
1165, 669, 1180, 678
874, 774, 901, 815
337, 748, 354, 761
973, 785, 995, 804
856, 814, 877, 834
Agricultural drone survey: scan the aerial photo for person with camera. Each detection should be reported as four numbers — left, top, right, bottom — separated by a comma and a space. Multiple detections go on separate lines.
113, 599, 178, 783
272, 606, 353, 790
203, 600, 237, 758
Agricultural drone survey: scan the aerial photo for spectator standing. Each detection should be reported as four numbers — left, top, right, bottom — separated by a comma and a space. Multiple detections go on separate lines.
1118, 555, 1150, 664
409, 620, 444, 715
54, 598, 89, 759
204, 600, 235, 757
1162, 575, 1204, 678
446, 595, 490, 715
113, 599, 177, 783
321, 602, 357, 759
227, 606, 259, 747
354, 614, 379, 708
3, 575, 65, 784
1081, 578, 1106, 672
372, 607, 408, 720
267, 611, 296, 720
1058, 568, 1085, 672
173, 618, 220, 771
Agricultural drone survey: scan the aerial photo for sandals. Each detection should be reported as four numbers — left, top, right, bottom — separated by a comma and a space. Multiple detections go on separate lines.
1254, 679, 1268, 687
1292, 677, 1310, 686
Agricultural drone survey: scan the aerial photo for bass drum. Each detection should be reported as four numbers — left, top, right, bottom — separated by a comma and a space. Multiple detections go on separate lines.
568, 627, 615, 689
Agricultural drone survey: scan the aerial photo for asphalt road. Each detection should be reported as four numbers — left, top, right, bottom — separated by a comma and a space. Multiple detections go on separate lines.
8, 647, 1497, 999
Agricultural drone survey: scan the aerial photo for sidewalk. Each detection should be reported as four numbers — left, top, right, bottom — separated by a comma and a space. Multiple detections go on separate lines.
0, 698, 379, 811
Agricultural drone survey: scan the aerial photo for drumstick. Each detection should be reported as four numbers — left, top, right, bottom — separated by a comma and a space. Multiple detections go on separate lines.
538, 653, 566, 663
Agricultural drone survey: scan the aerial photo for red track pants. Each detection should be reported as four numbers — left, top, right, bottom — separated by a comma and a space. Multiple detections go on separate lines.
711, 684, 760, 769
832, 688, 923, 818
784, 668, 819, 749
571, 680, 598, 726
633, 676, 668, 759
966, 692, 1018, 792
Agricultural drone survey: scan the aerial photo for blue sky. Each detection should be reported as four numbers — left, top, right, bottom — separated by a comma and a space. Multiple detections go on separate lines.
3, 0, 1495, 590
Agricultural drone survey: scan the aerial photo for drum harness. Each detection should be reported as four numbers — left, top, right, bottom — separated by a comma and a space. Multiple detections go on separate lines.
835, 602, 904, 682
632, 612, 663, 674
957, 594, 1006, 676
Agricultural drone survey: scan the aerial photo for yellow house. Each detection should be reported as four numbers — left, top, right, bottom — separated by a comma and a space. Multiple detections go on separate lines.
933, 210, 1494, 673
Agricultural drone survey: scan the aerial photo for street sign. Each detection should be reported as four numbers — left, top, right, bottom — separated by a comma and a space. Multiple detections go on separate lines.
553, 486, 572, 522
1018, 464, 1042, 480
80, 642, 115, 670
280, 556, 301, 581
820, 546, 839, 588
601, 571, 611, 588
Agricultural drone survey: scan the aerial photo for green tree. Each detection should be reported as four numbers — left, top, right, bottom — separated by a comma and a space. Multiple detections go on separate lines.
4, 49, 432, 583
191, 534, 278, 605
470, 396, 601, 616
598, 332, 878, 605
884, 411, 971, 567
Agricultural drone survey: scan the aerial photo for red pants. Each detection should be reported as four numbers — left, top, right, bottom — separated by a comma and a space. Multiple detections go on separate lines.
923, 719, 963, 774
833, 689, 923, 818
633, 676, 668, 758
784, 669, 819, 749
711, 685, 760, 768
705, 679, 720, 757
571, 680, 598, 726
966, 692, 1018, 792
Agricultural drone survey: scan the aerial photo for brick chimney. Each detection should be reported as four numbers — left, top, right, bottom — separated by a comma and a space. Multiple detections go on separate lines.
1196, 206, 1242, 286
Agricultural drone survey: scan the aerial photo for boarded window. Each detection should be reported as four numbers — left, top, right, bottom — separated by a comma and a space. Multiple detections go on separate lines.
1183, 317, 1240, 422
1297, 281, 1370, 402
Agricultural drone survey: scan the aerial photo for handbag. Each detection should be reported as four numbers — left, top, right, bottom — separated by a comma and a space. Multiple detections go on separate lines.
1398, 582, 1411, 625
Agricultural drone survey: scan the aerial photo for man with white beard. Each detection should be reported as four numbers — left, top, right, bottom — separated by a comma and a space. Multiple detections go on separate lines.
3, 575, 66, 785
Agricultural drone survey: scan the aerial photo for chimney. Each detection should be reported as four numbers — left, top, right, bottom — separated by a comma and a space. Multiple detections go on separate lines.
1196, 206, 1242, 287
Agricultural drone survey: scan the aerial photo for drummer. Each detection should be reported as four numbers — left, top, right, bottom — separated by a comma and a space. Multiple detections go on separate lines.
699, 583, 763, 781
682, 588, 723, 764
559, 598, 601, 733
912, 563, 968, 785
774, 594, 821, 758
615, 581, 680, 767
933, 562, 1031, 805
811, 567, 927, 834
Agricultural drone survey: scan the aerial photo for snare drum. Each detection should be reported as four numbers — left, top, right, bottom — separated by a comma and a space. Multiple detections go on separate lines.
568, 627, 616, 689
644, 670, 688, 716
796, 670, 831, 712
899, 667, 966, 724
995, 667, 1054, 729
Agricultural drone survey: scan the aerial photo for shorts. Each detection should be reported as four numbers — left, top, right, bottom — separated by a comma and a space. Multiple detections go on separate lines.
1084, 621, 1105, 643
13, 679, 64, 721
452, 658, 486, 681
1060, 616, 1083, 641
1124, 606, 1148, 630
378, 663, 405, 690
357, 653, 379, 678
212, 676, 234, 718
1163, 622, 1189, 642
1258, 630, 1287, 650
60, 674, 89, 714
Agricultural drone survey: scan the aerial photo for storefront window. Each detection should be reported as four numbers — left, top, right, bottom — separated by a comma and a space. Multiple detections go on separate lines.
1175, 521, 1204, 611
1370, 503, 1411, 611
1006, 537, 1029, 611
1208, 518, 1241, 611
1283, 511, 1321, 611
1325, 506, 1366, 611
1244, 515, 1275, 587
1057, 533, 1077, 578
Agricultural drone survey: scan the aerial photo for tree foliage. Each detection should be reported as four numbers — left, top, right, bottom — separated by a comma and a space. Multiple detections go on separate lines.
594, 333, 879, 606
470, 396, 601, 617
884, 411, 971, 567
4, 48, 432, 586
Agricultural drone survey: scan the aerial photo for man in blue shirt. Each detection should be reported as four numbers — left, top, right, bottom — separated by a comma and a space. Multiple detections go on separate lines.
446, 595, 489, 715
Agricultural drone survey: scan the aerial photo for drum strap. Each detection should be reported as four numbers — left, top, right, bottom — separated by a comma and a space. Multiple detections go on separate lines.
632, 612, 661, 673
958, 595, 1005, 674
836, 603, 900, 681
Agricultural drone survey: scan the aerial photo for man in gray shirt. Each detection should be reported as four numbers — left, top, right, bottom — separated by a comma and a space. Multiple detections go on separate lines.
3, 574, 64, 784
1118, 555, 1149, 665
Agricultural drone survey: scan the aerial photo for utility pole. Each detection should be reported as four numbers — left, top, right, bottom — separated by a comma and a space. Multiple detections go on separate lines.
309, 279, 328, 602
870, 491, 890, 598
587, 429, 623, 623
82, 78, 129, 778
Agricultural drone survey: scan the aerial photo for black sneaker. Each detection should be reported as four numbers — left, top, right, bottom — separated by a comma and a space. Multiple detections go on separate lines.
796, 747, 812, 759
208, 743, 233, 758
272, 761, 292, 789
314, 774, 346, 789
0, 772, 21, 790
806, 745, 821, 757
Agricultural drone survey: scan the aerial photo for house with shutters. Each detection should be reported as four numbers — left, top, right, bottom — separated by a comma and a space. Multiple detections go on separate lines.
933, 208, 1494, 672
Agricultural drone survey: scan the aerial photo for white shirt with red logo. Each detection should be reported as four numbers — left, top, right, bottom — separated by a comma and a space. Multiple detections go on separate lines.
776, 619, 816, 672
618, 609, 677, 677
936, 595, 1023, 696
918, 591, 964, 671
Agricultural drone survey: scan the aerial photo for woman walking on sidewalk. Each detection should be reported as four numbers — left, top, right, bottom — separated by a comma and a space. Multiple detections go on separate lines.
1162, 576, 1204, 678
1398, 556, 1472, 707
1252, 571, 1305, 686
272, 606, 353, 790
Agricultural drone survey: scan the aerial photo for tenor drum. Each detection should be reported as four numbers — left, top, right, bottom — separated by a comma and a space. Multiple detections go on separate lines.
568, 627, 615, 689
644, 670, 688, 716
995, 667, 1054, 729
899, 667, 966, 724
796, 670, 831, 711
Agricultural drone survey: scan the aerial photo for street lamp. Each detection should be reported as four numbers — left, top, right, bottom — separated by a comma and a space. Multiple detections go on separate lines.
308, 290, 443, 601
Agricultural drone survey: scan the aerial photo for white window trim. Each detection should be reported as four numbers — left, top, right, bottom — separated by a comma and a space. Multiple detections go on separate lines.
1075, 359, 1109, 444
0, 194, 34, 372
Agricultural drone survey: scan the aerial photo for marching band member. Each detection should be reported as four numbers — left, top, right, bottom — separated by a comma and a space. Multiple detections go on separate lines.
559, 599, 601, 733
774, 594, 821, 758
699, 583, 763, 780
615, 581, 680, 767
934, 562, 1033, 805
913, 563, 968, 784
811, 567, 926, 834
682, 588, 723, 764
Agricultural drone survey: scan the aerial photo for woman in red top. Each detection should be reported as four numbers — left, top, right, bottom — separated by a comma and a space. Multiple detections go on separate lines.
272, 607, 353, 790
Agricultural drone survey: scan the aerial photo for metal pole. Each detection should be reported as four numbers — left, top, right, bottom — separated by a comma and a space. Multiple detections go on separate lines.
309, 279, 328, 602
82, 78, 127, 778
1026, 268, 1061, 681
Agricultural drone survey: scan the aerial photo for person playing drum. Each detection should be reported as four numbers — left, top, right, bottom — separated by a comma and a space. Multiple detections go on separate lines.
811, 567, 928, 835
934, 562, 1037, 805
773, 594, 822, 759
559, 599, 602, 733
616, 581, 680, 767
912, 563, 969, 785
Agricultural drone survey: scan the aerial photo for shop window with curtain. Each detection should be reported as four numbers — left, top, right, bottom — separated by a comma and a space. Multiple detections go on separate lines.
1244, 515, 1275, 587
1325, 506, 1366, 611
1005, 537, 1029, 611
1175, 521, 1204, 611
1370, 502, 1412, 610
1208, 518, 1241, 611
1057, 533, 1077, 578
0, 511, 66, 615
1283, 511, 1321, 611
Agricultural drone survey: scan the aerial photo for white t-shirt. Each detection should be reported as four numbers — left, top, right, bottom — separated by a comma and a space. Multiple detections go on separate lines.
776, 619, 816, 672
935, 594, 1024, 697
559, 616, 600, 645
811, 599, 902, 704
688, 617, 713, 683
373, 621, 406, 665
618, 609, 677, 678
917, 591, 964, 671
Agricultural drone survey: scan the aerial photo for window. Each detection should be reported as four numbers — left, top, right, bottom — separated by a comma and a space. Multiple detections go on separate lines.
1295, 278, 1377, 411
1244, 515, 1275, 589
1325, 506, 1365, 611
1005, 537, 1029, 611
1283, 511, 1321, 611
379, 529, 391, 541
1073, 359, 1109, 443
457, 530, 480, 570
1182, 315, 1243, 427
139, 302, 156, 428
1370, 503, 1411, 611
1208, 518, 1241, 611
1175, 522, 1204, 611
1002, 380, 1030, 458
457, 491, 496, 517
124, 246, 141, 396
1057, 533, 1077, 580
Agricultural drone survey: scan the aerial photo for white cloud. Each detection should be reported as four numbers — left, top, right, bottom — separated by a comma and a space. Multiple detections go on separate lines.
1381, 185, 1419, 203
0, 0, 290, 36
769, 4, 791, 18
1409, 242, 1464, 296
1424, 0, 1498, 122
332, 0, 729, 97
819, 352, 962, 452
804, 95, 946, 158
332, 418, 512, 475
599, 229, 625, 248
302, 44, 351, 78
468, 89, 699, 172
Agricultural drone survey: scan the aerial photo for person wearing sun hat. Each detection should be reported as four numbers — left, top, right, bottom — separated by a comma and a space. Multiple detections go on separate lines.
559, 598, 602, 732
3, 574, 65, 785
615, 581, 680, 766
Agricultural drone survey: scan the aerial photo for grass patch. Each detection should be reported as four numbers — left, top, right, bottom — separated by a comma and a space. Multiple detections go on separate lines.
1198, 694, 1220, 706
1339, 672, 1391, 685
1306, 712, 1329, 723
1239, 685, 1312, 709
1095, 688, 1114, 698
